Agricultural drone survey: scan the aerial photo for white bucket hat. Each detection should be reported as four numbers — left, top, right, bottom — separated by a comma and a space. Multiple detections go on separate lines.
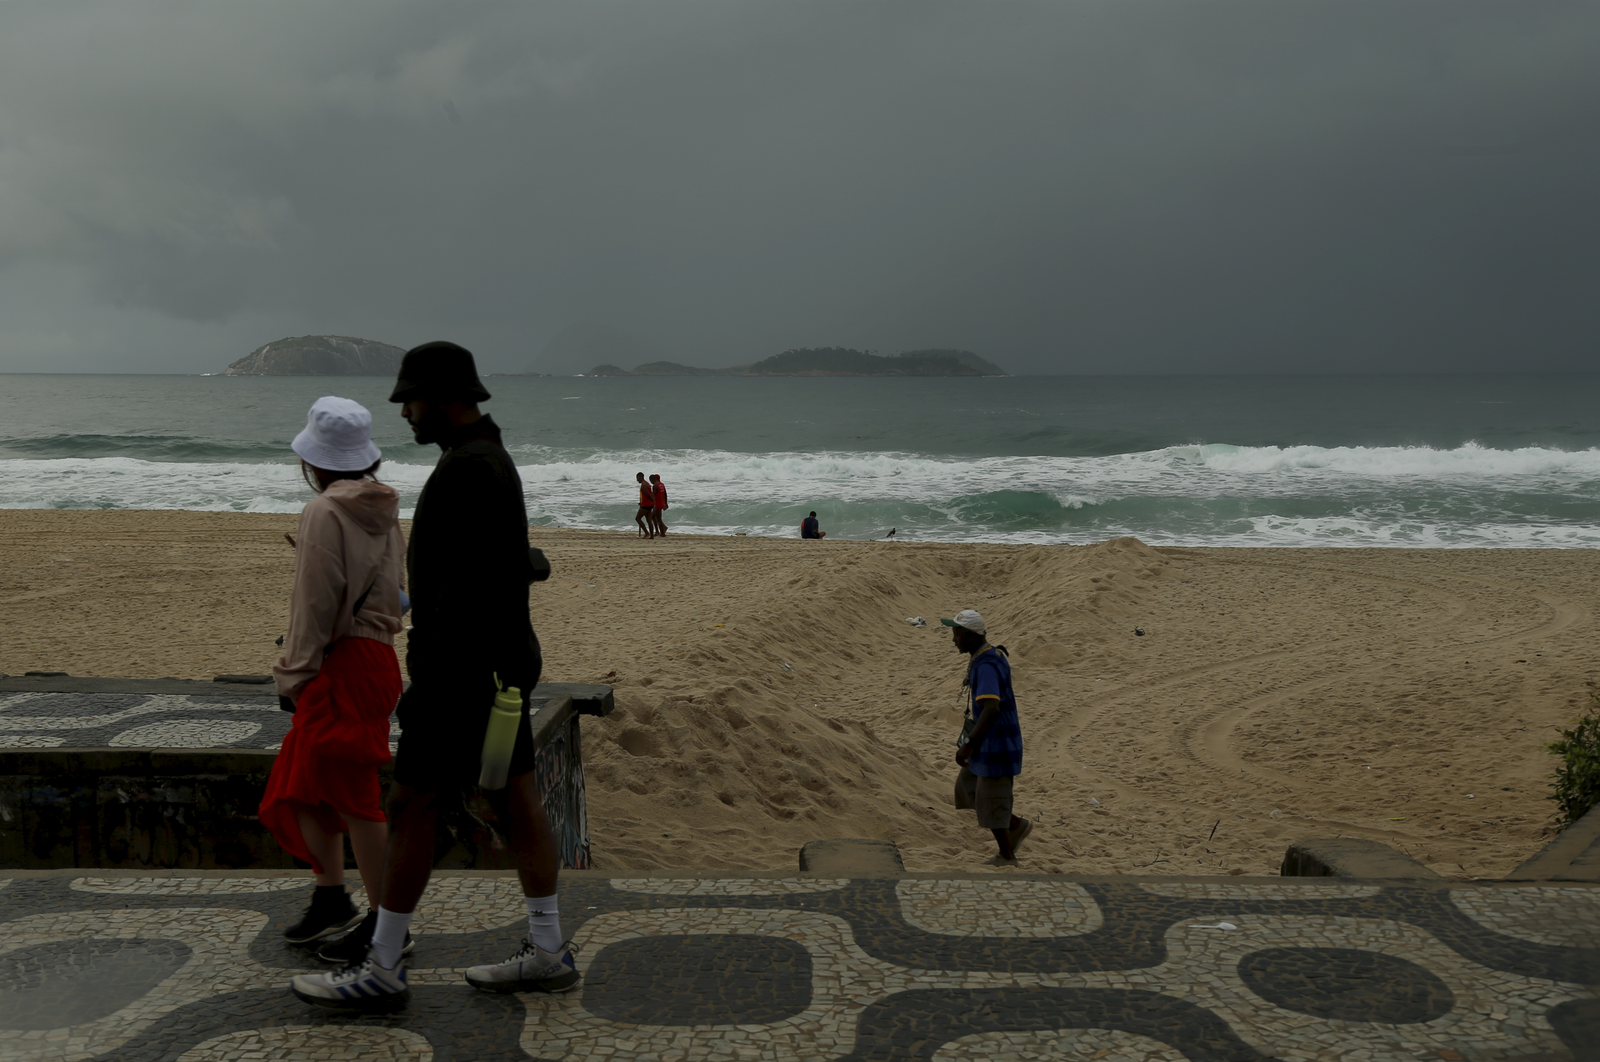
292, 396, 382, 472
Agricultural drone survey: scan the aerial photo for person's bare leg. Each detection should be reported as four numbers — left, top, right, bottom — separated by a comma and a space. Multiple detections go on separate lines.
990, 814, 1024, 860
344, 816, 388, 908
379, 784, 438, 913
461, 771, 577, 990
499, 770, 560, 898
296, 810, 346, 887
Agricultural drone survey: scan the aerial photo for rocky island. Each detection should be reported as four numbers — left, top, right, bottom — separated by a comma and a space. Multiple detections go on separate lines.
588, 347, 1006, 377
220, 335, 406, 376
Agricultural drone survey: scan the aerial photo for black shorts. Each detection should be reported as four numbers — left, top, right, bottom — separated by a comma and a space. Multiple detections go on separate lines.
393, 679, 539, 793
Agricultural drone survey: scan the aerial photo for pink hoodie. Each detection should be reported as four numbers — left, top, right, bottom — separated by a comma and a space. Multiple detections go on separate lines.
273, 477, 407, 699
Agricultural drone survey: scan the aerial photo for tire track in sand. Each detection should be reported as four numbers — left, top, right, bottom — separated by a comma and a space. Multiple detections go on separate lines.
1185, 559, 1575, 794
1037, 552, 1574, 833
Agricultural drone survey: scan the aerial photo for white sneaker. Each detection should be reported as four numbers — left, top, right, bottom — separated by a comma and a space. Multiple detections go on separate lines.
465, 938, 581, 994
291, 956, 410, 1012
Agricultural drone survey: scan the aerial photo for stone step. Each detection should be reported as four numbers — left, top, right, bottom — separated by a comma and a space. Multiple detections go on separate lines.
1280, 837, 1441, 879
798, 838, 905, 875
1506, 802, 1600, 882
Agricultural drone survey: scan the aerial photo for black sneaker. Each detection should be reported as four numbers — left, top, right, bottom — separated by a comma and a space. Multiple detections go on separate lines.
316, 909, 414, 965
284, 889, 363, 945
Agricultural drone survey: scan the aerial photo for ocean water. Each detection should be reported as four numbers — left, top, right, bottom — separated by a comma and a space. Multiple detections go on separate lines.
1, 373, 1597, 548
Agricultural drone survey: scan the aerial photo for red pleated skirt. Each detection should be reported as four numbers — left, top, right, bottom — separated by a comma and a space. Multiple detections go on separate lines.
259, 636, 401, 873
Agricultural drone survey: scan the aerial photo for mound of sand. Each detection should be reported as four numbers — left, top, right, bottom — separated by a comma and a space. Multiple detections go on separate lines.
570, 535, 1179, 869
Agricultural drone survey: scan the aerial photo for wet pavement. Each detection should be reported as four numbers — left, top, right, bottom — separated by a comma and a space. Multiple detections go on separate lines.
1, 870, 1597, 1062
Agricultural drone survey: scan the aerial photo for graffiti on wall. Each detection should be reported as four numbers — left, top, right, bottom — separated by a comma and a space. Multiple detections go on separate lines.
532, 714, 590, 870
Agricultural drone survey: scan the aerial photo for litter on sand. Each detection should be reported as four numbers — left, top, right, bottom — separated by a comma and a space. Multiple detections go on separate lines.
1089, 798, 1101, 806
906, 616, 927, 627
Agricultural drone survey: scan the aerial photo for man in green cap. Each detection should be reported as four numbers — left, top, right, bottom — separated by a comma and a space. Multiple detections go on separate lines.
291, 341, 578, 1012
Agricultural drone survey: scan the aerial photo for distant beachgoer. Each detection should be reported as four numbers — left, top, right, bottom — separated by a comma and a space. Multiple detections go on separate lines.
943, 609, 1030, 865
649, 475, 669, 537
635, 472, 655, 538
801, 511, 826, 539
261, 397, 406, 956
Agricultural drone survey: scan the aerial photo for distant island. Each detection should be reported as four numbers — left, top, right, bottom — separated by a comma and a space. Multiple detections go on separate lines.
217, 336, 1007, 378
220, 336, 405, 376
588, 348, 1006, 377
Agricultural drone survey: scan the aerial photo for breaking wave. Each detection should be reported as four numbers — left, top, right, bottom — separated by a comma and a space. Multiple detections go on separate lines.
2, 441, 1596, 548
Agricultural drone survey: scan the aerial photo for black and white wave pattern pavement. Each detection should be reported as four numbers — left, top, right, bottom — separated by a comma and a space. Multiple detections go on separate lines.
0, 691, 370, 750
1, 873, 1598, 1061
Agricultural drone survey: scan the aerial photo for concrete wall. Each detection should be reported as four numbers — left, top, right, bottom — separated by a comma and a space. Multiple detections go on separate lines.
0, 749, 290, 870
0, 684, 612, 871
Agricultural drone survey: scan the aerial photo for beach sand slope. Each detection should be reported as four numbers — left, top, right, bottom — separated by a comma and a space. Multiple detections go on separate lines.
1, 510, 1592, 878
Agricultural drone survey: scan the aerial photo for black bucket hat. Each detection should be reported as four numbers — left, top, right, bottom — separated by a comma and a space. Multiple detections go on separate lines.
389, 341, 492, 404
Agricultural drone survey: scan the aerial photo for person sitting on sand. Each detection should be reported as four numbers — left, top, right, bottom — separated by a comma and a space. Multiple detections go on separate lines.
943, 609, 1031, 865
635, 472, 655, 539
260, 396, 407, 958
801, 511, 825, 539
649, 474, 669, 537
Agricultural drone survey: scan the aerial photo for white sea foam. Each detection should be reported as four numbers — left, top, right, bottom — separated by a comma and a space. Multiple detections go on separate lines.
1, 442, 1596, 548
1169, 441, 1600, 478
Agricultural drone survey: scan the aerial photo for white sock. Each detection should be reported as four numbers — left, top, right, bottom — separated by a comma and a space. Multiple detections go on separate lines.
371, 906, 413, 969
526, 894, 564, 954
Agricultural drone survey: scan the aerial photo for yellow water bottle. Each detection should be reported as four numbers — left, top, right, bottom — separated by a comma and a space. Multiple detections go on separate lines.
479, 674, 522, 790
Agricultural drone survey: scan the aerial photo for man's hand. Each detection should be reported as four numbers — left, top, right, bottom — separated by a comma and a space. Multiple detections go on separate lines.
955, 744, 974, 767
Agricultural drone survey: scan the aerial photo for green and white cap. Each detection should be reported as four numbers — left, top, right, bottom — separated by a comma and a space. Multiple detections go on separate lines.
940, 609, 986, 635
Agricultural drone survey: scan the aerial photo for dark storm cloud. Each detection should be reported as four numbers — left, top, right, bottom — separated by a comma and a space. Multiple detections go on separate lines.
0, 0, 1595, 373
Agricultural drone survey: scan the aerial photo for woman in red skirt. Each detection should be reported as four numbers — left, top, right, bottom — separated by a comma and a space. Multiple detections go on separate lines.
261, 396, 407, 963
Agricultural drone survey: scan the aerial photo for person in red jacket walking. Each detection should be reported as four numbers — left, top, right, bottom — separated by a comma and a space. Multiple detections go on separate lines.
649, 474, 669, 537
260, 397, 407, 955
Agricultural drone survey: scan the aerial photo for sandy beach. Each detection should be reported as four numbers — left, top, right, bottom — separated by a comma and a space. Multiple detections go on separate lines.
2, 508, 1594, 879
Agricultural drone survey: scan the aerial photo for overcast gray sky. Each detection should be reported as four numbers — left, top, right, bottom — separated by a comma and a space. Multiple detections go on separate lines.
0, 0, 1595, 375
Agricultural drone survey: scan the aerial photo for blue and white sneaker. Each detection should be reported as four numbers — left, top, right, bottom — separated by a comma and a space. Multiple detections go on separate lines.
290, 956, 409, 1012
465, 938, 581, 994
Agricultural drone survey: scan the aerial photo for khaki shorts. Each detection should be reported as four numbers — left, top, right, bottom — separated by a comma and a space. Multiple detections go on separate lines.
954, 768, 1014, 830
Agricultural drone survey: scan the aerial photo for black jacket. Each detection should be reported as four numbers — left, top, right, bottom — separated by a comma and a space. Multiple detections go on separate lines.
404, 415, 541, 689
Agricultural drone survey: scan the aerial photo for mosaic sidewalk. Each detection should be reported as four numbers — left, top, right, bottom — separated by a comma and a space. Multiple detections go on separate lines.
0, 679, 607, 752
2, 871, 1598, 1062
0, 687, 288, 751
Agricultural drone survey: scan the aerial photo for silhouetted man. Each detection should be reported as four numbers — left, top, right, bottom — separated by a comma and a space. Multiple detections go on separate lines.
292, 341, 578, 1011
